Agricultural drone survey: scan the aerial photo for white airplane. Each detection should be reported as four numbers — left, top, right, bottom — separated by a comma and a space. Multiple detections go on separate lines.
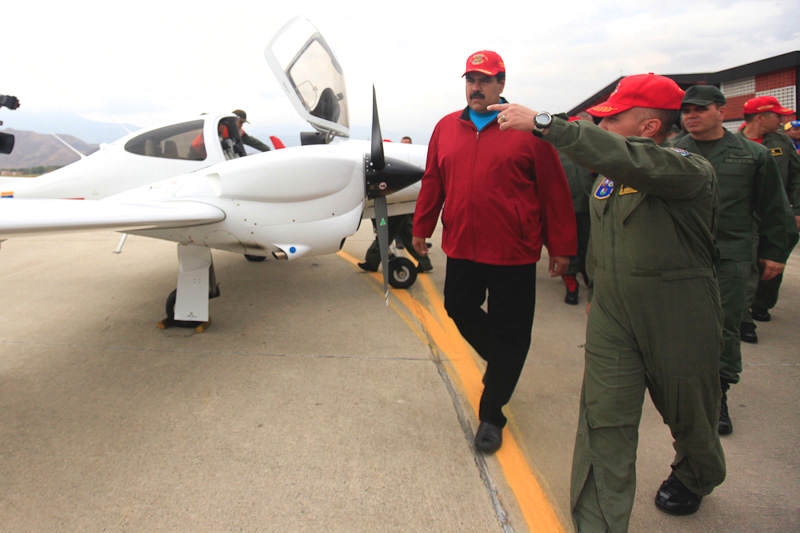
0, 17, 426, 329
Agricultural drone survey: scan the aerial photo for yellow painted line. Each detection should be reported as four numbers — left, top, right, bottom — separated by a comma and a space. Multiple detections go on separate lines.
338, 251, 565, 533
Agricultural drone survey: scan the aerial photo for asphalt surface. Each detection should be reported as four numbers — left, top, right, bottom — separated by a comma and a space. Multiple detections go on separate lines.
1, 224, 798, 532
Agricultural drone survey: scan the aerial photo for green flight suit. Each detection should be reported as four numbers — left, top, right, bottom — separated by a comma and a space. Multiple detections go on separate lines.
559, 153, 595, 278
543, 117, 725, 533
674, 132, 787, 384
738, 130, 800, 320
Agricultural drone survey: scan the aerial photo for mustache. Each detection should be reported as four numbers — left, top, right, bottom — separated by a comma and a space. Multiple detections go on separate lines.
470, 91, 485, 99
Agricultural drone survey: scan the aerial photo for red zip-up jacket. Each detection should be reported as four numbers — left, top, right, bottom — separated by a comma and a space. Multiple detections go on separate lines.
413, 106, 576, 265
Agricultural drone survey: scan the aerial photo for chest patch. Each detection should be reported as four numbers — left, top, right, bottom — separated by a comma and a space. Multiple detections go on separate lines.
618, 185, 638, 196
594, 177, 615, 199
770, 147, 784, 157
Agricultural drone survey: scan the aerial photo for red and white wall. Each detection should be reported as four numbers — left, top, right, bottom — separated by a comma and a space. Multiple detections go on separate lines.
721, 68, 797, 131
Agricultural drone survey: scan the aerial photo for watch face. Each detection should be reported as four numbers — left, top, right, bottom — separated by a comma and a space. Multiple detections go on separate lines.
536, 113, 552, 127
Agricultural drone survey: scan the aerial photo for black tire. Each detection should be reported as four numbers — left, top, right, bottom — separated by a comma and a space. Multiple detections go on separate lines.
244, 254, 266, 262
165, 289, 177, 320
163, 288, 203, 328
388, 257, 417, 289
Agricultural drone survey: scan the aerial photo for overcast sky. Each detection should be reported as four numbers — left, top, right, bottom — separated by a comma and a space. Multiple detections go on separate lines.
4, 0, 799, 144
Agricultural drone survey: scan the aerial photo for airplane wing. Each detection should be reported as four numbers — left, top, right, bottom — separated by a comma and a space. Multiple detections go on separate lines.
0, 198, 224, 239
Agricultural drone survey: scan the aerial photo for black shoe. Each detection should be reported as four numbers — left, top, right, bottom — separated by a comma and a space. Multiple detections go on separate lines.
417, 261, 433, 273
357, 261, 378, 272
655, 472, 702, 516
751, 307, 771, 322
474, 421, 503, 454
740, 322, 758, 344
565, 288, 579, 305
719, 382, 733, 435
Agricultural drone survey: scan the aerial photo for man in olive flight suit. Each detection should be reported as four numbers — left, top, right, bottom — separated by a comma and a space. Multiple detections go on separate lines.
491, 73, 725, 530
674, 85, 788, 437
738, 96, 800, 341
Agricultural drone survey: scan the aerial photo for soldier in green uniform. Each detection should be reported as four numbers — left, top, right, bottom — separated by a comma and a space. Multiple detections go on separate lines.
674, 86, 788, 437
491, 73, 725, 530
738, 96, 800, 339
557, 113, 596, 304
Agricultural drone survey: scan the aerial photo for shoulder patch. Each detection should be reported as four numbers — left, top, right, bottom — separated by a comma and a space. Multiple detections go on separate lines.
668, 147, 691, 157
594, 177, 615, 199
770, 147, 784, 157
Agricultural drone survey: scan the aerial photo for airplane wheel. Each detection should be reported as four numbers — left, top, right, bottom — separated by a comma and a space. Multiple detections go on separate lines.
388, 257, 417, 289
165, 289, 177, 320
244, 254, 266, 262
160, 288, 204, 329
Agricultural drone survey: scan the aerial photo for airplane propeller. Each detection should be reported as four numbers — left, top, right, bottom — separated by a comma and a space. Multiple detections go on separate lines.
364, 86, 424, 301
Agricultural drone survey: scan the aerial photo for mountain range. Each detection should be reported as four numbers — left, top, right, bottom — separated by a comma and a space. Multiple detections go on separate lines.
0, 129, 99, 170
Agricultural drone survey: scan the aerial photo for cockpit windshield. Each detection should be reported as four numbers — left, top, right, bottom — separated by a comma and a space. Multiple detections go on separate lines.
124, 120, 205, 160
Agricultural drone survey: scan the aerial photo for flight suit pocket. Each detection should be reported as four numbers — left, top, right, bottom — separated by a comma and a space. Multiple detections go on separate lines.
583, 349, 645, 429
658, 267, 713, 281
629, 267, 713, 281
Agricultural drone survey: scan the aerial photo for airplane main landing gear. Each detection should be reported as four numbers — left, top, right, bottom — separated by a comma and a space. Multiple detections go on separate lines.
158, 281, 220, 332
157, 244, 219, 332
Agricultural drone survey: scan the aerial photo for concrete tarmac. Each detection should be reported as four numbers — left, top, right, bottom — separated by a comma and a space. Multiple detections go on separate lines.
1, 225, 798, 532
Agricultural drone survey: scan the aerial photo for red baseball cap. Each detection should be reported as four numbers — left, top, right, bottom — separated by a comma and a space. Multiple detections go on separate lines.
587, 73, 684, 117
463, 50, 505, 77
743, 95, 794, 115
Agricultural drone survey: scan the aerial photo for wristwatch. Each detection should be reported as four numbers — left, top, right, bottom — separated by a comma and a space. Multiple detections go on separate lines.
534, 111, 553, 131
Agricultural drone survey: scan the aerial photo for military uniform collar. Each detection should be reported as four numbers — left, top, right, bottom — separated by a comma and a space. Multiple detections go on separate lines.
682, 130, 739, 159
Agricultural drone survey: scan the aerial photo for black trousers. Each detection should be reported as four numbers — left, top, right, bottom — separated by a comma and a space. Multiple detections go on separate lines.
444, 257, 537, 427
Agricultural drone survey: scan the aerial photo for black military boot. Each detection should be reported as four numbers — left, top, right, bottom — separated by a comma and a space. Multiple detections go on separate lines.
719, 379, 733, 435
740, 322, 758, 344
750, 306, 771, 322
357, 261, 378, 272
655, 472, 702, 515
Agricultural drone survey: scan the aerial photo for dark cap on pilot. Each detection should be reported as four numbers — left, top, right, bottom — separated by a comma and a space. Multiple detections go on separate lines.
232, 109, 249, 123
682, 85, 726, 107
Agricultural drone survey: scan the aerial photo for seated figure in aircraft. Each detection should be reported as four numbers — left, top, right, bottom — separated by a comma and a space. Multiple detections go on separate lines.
188, 109, 271, 160
229, 109, 272, 152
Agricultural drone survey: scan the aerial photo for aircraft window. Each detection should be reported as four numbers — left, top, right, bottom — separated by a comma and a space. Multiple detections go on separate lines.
288, 38, 349, 129
124, 120, 206, 161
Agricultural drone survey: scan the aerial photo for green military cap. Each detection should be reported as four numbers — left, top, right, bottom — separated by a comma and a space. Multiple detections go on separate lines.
682, 85, 726, 107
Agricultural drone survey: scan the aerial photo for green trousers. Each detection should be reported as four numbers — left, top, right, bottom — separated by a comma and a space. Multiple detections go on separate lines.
571, 274, 725, 532
363, 214, 431, 269
567, 212, 591, 278
718, 260, 757, 384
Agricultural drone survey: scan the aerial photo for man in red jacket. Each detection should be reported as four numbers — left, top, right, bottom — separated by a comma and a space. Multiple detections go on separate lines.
412, 50, 576, 454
